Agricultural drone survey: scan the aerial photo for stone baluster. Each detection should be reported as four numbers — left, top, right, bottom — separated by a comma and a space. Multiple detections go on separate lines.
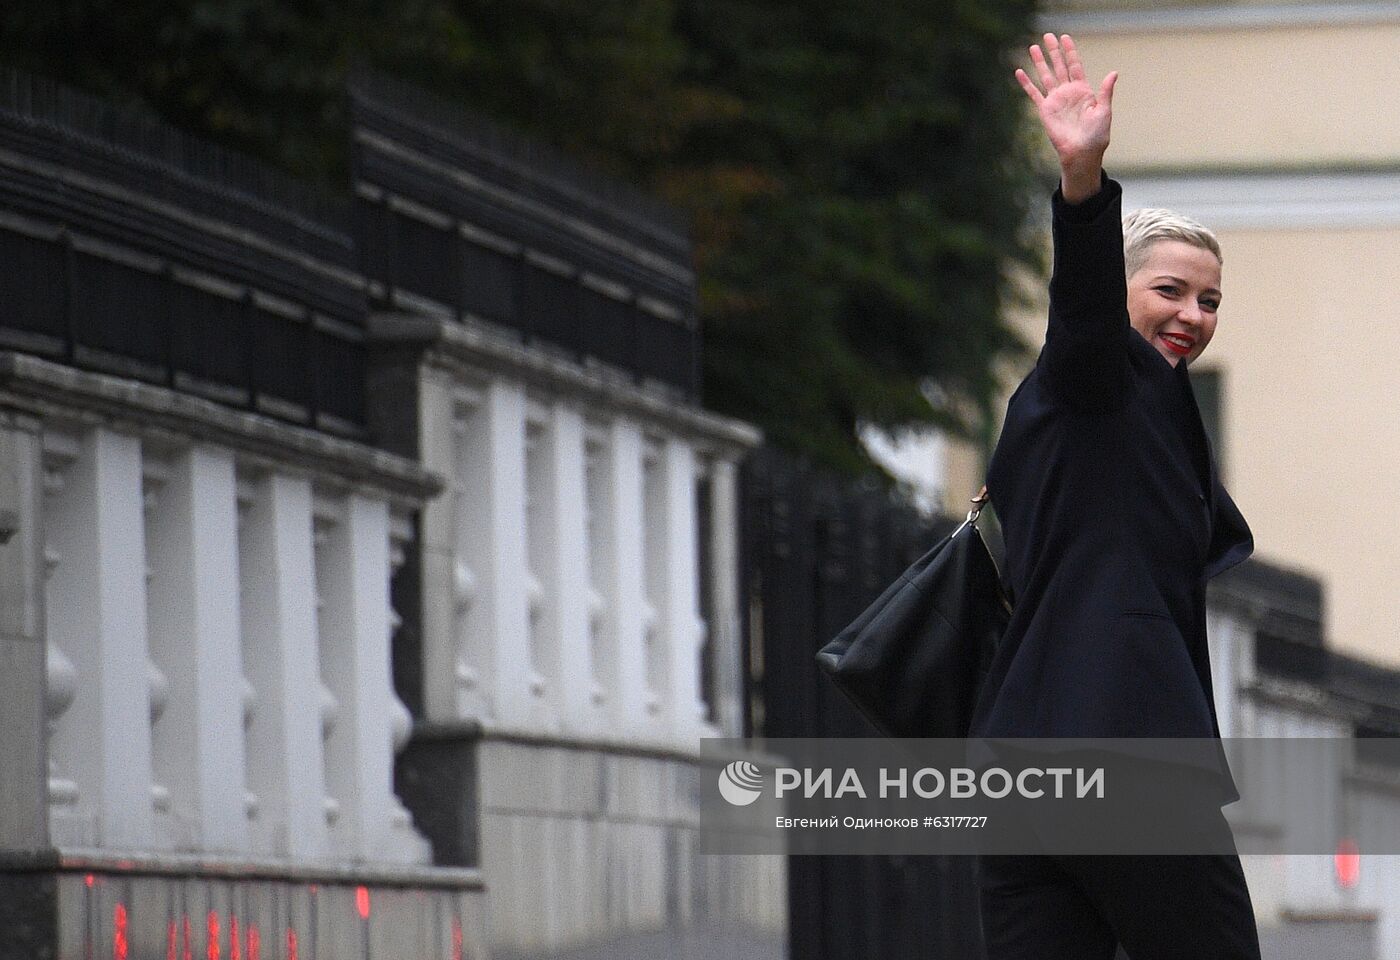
660, 439, 705, 743
237, 472, 328, 859
140, 461, 174, 844
640, 440, 667, 720
602, 419, 648, 736
582, 431, 613, 717
42, 426, 155, 849
313, 507, 343, 836
144, 447, 250, 852
40, 431, 83, 844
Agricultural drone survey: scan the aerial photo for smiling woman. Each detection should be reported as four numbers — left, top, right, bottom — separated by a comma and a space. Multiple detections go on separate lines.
1122, 208, 1224, 368
974, 32, 1263, 960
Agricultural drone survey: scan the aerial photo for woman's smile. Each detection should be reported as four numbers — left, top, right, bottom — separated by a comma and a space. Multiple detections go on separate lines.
1125, 239, 1222, 367
1159, 332, 1195, 355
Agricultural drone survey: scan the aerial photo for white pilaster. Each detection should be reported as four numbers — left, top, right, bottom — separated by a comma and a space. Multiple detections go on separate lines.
419, 372, 472, 721
604, 420, 649, 735
44, 427, 154, 849
640, 442, 668, 723
315, 493, 416, 860
582, 430, 616, 728
707, 459, 745, 738
551, 404, 597, 732
523, 408, 560, 728
446, 387, 491, 722
482, 381, 537, 729
661, 439, 706, 744
238, 473, 327, 859
145, 447, 250, 852
42, 432, 84, 844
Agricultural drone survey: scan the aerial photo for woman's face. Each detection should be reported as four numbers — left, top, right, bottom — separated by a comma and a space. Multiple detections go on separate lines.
1125, 239, 1222, 368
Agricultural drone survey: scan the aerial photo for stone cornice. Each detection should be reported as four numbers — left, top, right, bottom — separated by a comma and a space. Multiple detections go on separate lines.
368, 313, 763, 459
0, 351, 443, 508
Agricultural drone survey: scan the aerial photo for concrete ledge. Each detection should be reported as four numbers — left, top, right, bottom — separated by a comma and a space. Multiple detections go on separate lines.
0, 351, 444, 508
368, 313, 763, 458
0, 848, 484, 891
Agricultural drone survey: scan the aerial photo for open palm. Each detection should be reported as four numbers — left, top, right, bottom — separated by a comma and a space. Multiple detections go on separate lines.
1016, 34, 1117, 164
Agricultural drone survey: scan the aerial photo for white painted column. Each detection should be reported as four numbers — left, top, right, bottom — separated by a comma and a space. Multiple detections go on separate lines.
315, 493, 409, 860
481, 381, 536, 730
41, 432, 85, 846
551, 404, 596, 733
145, 446, 250, 852
581, 429, 616, 730
445, 387, 491, 722
44, 427, 154, 849
139, 463, 174, 847
707, 459, 745, 738
660, 438, 706, 745
417, 372, 469, 722
604, 420, 649, 735
522, 407, 559, 728
640, 441, 668, 725
238, 473, 327, 859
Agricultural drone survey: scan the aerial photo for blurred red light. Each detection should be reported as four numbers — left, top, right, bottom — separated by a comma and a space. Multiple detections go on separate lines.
247, 926, 260, 960
286, 929, 298, 960
113, 904, 129, 960
355, 886, 370, 920
207, 911, 221, 960
1336, 838, 1361, 888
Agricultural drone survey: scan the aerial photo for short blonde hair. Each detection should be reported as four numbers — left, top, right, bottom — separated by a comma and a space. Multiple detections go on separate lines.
1122, 208, 1222, 279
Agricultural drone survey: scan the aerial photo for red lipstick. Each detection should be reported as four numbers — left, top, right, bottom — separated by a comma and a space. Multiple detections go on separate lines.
1159, 333, 1194, 356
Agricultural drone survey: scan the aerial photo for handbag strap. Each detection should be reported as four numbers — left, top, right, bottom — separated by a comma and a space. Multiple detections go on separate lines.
967, 484, 990, 524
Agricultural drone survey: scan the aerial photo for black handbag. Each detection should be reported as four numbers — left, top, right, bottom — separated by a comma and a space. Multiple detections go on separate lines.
814, 488, 1011, 738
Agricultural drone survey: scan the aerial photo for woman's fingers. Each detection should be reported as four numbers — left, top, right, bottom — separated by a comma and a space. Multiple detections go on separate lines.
1044, 33, 1070, 84
1015, 68, 1045, 106
1098, 70, 1118, 109
1062, 34, 1087, 83
1028, 43, 1056, 92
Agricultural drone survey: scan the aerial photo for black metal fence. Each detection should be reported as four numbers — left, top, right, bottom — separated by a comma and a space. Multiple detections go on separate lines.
350, 74, 701, 400
739, 446, 987, 959
0, 69, 368, 435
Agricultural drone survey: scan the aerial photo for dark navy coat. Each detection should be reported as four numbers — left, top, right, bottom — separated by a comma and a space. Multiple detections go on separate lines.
969, 174, 1253, 802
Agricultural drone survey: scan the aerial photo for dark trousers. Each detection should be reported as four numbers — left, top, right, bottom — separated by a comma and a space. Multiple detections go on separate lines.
976, 822, 1262, 959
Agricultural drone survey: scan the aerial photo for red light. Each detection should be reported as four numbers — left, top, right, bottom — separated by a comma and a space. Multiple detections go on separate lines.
307, 884, 318, 895
113, 904, 129, 960
286, 929, 298, 960
451, 918, 463, 960
355, 886, 370, 920
85, 874, 96, 888
167, 920, 178, 960
230, 916, 241, 960
183, 914, 193, 960
247, 926, 260, 960
1336, 838, 1361, 888
207, 911, 221, 960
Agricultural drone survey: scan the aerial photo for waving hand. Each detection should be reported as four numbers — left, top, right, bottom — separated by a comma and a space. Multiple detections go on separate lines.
1016, 34, 1118, 203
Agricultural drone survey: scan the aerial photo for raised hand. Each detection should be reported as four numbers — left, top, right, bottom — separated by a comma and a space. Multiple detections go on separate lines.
1015, 34, 1118, 203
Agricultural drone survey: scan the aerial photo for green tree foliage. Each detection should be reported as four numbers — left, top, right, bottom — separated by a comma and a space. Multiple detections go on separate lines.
0, 0, 1042, 475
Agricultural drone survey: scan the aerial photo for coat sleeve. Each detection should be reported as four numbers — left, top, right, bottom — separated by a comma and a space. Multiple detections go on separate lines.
1040, 171, 1133, 412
